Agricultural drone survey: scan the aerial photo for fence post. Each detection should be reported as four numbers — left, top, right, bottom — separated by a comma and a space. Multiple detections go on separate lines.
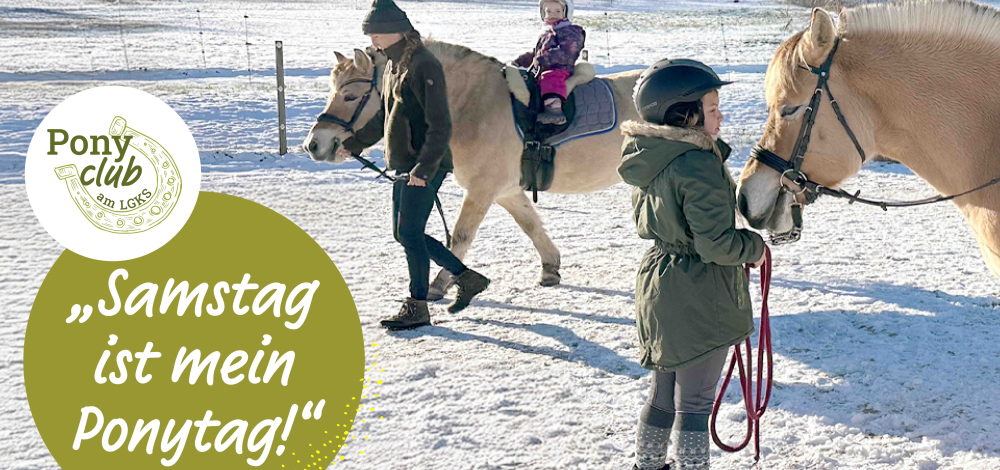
276, 41, 287, 155
197, 9, 207, 69
244, 13, 252, 85
118, 4, 130, 71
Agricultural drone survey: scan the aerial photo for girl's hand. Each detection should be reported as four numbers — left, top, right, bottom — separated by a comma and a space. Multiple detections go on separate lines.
408, 176, 426, 187
751, 250, 766, 268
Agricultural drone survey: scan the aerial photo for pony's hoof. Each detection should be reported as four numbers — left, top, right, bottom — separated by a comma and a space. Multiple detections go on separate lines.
428, 269, 455, 301
539, 263, 561, 287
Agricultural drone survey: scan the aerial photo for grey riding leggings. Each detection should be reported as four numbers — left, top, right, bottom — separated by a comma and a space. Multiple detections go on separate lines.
641, 348, 730, 432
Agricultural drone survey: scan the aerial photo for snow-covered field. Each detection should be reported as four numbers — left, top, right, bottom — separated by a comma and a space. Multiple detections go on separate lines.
4, 1, 1000, 469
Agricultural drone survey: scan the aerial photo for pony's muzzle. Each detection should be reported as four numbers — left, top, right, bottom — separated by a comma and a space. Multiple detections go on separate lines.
737, 193, 751, 220
739, 192, 774, 229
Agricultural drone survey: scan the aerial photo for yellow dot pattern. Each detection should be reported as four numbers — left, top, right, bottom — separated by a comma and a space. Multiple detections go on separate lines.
285, 341, 383, 468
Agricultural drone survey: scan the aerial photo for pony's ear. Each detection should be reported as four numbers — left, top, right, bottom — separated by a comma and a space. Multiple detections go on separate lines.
801, 8, 836, 66
366, 46, 388, 66
353, 48, 373, 72
334, 51, 349, 65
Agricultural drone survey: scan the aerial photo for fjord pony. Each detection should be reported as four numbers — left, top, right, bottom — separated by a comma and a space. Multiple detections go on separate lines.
738, 2, 1000, 278
305, 40, 642, 297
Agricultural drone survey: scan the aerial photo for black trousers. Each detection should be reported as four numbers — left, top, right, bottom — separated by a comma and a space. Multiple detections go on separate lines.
392, 171, 466, 300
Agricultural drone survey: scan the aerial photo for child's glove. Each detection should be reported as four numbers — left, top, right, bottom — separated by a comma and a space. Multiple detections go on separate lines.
513, 52, 534, 69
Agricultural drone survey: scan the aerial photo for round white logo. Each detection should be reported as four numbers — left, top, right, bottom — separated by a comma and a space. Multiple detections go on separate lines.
25, 86, 201, 261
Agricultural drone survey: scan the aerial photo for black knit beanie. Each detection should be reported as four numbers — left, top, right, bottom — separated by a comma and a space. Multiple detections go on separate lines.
362, 0, 414, 35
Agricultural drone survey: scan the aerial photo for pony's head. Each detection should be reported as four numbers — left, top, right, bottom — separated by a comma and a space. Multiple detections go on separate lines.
738, 8, 874, 236
304, 48, 386, 163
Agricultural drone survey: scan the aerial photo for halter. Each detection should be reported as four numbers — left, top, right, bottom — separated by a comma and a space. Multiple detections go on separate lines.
316, 65, 379, 133
750, 37, 1000, 244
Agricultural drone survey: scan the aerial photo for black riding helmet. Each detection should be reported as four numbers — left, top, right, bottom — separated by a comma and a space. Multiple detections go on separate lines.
633, 59, 732, 125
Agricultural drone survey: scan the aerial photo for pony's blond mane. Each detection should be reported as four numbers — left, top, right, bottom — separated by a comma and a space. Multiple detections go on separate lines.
842, 0, 1000, 44
767, 1, 1000, 103
765, 29, 811, 105
331, 60, 353, 82
422, 39, 502, 71
331, 39, 500, 88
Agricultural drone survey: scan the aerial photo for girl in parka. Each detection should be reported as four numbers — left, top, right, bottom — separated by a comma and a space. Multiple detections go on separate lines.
617, 59, 767, 470
513, 0, 586, 125
340, 0, 490, 330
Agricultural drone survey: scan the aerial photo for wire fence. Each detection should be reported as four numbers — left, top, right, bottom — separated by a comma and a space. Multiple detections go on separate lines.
0, 0, 820, 156
1, 0, 812, 75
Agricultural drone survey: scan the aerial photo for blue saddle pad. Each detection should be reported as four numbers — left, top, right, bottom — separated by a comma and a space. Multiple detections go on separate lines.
514, 78, 618, 147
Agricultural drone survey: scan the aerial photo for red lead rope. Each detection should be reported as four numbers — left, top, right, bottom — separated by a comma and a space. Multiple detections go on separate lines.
710, 245, 773, 467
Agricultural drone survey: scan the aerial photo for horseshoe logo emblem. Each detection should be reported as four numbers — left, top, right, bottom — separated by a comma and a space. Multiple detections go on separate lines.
54, 117, 182, 234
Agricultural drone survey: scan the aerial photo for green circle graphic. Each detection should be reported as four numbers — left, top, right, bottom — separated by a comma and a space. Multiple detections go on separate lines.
25, 192, 364, 469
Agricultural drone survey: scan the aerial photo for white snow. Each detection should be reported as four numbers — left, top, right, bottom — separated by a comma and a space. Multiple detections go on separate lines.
3, 0, 1000, 469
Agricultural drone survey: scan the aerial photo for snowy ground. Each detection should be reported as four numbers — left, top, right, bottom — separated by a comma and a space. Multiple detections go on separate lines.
4, 1, 1000, 469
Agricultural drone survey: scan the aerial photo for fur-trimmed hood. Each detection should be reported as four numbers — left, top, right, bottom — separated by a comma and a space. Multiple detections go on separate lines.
617, 120, 730, 188
620, 120, 718, 152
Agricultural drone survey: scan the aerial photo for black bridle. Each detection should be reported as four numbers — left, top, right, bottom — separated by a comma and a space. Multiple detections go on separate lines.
751, 37, 1000, 244
316, 65, 379, 136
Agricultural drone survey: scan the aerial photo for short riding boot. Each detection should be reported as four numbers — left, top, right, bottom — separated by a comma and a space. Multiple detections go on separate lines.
447, 269, 491, 313
537, 96, 568, 125
381, 298, 431, 330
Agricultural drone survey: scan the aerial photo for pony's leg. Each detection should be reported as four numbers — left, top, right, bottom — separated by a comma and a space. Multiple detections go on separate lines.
428, 270, 455, 301
964, 206, 1000, 280
495, 190, 561, 287
428, 187, 496, 300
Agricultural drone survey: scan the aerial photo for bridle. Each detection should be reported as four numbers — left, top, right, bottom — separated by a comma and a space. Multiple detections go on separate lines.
750, 37, 865, 244
750, 37, 1000, 244
315, 65, 380, 154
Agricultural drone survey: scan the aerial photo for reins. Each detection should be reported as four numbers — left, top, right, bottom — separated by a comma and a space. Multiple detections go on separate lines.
353, 153, 452, 249
710, 246, 773, 468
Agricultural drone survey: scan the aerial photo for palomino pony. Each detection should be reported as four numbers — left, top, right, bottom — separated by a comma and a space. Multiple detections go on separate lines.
304, 40, 641, 298
737, 2, 1000, 278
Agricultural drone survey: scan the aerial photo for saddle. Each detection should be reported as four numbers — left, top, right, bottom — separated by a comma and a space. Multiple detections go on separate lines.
504, 62, 618, 202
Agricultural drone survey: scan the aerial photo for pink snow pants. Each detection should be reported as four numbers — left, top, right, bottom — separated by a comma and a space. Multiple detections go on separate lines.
537, 69, 572, 99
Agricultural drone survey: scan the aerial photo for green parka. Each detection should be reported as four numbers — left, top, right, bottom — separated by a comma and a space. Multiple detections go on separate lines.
617, 121, 765, 371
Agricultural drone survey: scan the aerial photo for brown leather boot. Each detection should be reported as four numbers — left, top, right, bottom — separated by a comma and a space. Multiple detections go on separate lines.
447, 269, 490, 313
381, 298, 431, 330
